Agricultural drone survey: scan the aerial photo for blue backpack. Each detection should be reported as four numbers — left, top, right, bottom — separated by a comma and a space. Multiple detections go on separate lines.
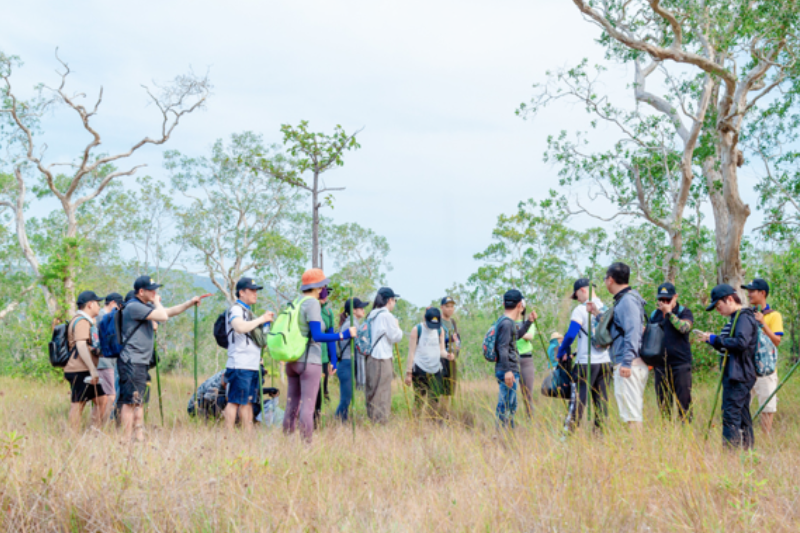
355, 309, 387, 357
755, 310, 778, 377
98, 310, 123, 358
482, 317, 513, 362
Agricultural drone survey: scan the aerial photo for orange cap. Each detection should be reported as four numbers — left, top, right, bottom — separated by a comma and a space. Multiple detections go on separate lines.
300, 268, 330, 291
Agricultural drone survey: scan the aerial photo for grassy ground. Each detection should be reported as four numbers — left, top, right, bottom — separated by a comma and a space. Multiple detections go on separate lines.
1, 370, 800, 532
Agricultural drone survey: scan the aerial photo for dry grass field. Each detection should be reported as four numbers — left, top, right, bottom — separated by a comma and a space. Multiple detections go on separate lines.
1, 371, 800, 532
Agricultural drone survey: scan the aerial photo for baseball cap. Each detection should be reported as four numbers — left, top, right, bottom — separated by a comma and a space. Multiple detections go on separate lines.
77, 290, 104, 308
236, 277, 264, 293
344, 297, 370, 314
378, 287, 400, 300
571, 278, 595, 300
741, 278, 769, 295
105, 292, 124, 307
656, 282, 677, 299
300, 268, 330, 291
133, 275, 162, 292
441, 296, 456, 306
503, 289, 524, 307
706, 284, 737, 312
424, 307, 442, 330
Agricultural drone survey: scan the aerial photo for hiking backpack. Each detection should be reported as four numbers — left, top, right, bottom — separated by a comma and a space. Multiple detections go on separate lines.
98, 309, 124, 358
639, 306, 686, 367
482, 316, 513, 363
354, 309, 387, 357
266, 297, 313, 362
754, 311, 778, 376
48, 316, 91, 368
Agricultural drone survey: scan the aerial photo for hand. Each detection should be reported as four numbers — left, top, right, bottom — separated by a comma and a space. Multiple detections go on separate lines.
89, 371, 100, 385
262, 311, 275, 323
348, 326, 357, 338
190, 296, 202, 307
658, 297, 676, 315
504, 371, 515, 388
404, 372, 413, 386
697, 331, 711, 343
453, 333, 460, 346
586, 302, 598, 316
528, 310, 538, 322
153, 293, 162, 306
445, 351, 455, 361
329, 366, 337, 377
754, 311, 765, 325
619, 367, 631, 379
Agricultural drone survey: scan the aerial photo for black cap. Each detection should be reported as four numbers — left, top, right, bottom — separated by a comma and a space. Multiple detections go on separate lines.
344, 297, 370, 314
441, 296, 456, 306
742, 278, 769, 295
236, 277, 264, 293
133, 275, 162, 292
571, 278, 595, 300
706, 284, 737, 312
503, 289, 524, 307
124, 290, 136, 303
656, 282, 677, 299
105, 292, 124, 307
424, 307, 442, 329
378, 287, 400, 300
77, 290, 104, 308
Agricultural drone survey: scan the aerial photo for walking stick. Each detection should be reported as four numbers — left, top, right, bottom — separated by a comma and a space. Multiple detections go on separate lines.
193, 305, 199, 416
704, 310, 742, 441
587, 268, 593, 426
393, 343, 413, 417
754, 357, 800, 421
153, 331, 164, 426
349, 289, 356, 441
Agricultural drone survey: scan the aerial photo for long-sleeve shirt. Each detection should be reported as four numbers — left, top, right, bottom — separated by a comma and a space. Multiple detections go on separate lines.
609, 288, 646, 368
366, 308, 403, 360
708, 308, 758, 384
495, 317, 532, 374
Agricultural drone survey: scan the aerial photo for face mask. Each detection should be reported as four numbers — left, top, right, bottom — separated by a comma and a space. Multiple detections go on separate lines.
319, 287, 329, 300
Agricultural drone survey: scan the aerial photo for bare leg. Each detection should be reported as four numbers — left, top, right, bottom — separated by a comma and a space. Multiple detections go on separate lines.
68, 402, 86, 432
133, 406, 145, 442
239, 404, 254, 433
121, 404, 135, 441
760, 412, 774, 435
91, 398, 105, 428
104, 395, 116, 424
224, 402, 240, 431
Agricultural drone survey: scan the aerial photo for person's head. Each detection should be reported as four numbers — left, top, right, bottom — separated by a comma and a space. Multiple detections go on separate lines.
440, 296, 456, 320
373, 287, 399, 312
133, 275, 162, 304
550, 331, 564, 344
105, 292, 123, 311
77, 290, 104, 318
656, 282, 678, 307
604, 262, 630, 295
124, 290, 135, 304
706, 284, 742, 316
318, 286, 331, 304
344, 297, 370, 320
571, 278, 595, 304
741, 278, 769, 308
236, 277, 263, 306
424, 307, 442, 330
300, 268, 330, 300
503, 289, 525, 319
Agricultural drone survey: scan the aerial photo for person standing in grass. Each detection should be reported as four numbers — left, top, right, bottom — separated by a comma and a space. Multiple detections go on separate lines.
439, 296, 460, 410
96, 292, 123, 423
588, 262, 646, 429
493, 290, 536, 429
742, 278, 784, 435
560, 278, 613, 432
515, 316, 537, 419
547, 332, 564, 368
283, 269, 354, 442
64, 291, 106, 431
223, 277, 275, 433
335, 297, 369, 422
314, 287, 337, 426
118, 276, 204, 442
404, 307, 449, 418
698, 285, 759, 449
365, 287, 404, 424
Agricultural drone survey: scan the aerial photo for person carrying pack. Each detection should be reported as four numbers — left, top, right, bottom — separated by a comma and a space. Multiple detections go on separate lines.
335, 297, 369, 422
95, 293, 124, 423
648, 283, 695, 424
363, 287, 403, 424
281, 269, 354, 443
742, 278, 784, 435
404, 308, 448, 418
439, 296, 461, 407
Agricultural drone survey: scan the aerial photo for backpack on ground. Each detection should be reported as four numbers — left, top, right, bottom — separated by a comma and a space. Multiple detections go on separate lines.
98, 309, 123, 358
755, 310, 777, 376
355, 309, 387, 357
267, 297, 312, 362
48, 316, 90, 368
482, 317, 513, 363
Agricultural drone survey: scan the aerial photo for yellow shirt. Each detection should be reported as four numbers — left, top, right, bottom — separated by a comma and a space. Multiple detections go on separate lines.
763, 308, 784, 338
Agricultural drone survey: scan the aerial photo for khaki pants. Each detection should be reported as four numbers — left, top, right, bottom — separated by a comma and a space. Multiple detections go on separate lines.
366, 357, 394, 424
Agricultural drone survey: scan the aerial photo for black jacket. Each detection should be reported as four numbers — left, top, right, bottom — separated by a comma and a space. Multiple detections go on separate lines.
495, 317, 532, 375
711, 308, 758, 384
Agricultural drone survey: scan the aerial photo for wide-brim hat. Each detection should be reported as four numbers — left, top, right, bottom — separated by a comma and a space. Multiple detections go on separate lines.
300, 268, 330, 291
550, 332, 564, 341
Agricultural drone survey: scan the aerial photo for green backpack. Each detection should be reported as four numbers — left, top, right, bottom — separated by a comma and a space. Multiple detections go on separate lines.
267, 296, 312, 362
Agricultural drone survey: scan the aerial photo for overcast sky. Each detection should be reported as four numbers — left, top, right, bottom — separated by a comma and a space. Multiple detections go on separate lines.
2, 1, 765, 305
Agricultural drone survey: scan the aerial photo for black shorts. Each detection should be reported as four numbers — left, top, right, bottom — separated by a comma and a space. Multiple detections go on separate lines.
118, 360, 151, 406
64, 371, 106, 403
412, 366, 444, 399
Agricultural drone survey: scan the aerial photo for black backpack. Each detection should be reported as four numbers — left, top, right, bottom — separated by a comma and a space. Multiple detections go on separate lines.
214, 303, 255, 348
48, 316, 90, 368
640, 306, 685, 367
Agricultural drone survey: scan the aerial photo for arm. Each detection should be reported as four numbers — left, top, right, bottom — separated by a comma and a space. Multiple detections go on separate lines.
166, 296, 201, 318
516, 320, 534, 338
666, 311, 693, 335
558, 321, 582, 360
76, 341, 99, 379
496, 319, 513, 369
384, 314, 404, 344
231, 312, 274, 334
406, 326, 417, 374
308, 321, 351, 342
325, 323, 338, 369
713, 315, 757, 354
440, 329, 449, 359
618, 299, 643, 368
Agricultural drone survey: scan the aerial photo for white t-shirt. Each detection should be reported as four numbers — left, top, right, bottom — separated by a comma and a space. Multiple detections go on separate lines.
226, 303, 262, 371
412, 324, 443, 374
571, 297, 611, 365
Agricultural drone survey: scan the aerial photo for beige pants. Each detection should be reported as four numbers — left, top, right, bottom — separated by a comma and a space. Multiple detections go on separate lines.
366, 357, 394, 424
613, 362, 649, 423
751, 372, 778, 413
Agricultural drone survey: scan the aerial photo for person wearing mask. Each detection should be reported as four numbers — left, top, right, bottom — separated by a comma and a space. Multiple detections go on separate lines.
404, 307, 449, 418
439, 296, 461, 408
365, 287, 404, 424
650, 282, 695, 423
64, 291, 106, 431
335, 297, 369, 421
698, 285, 759, 449
283, 269, 353, 442
587, 262, 646, 428
560, 278, 613, 431
493, 290, 536, 428
223, 277, 275, 433
742, 278, 784, 435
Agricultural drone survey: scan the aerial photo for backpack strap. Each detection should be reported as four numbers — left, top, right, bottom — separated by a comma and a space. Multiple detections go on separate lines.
68, 315, 92, 359
119, 308, 146, 355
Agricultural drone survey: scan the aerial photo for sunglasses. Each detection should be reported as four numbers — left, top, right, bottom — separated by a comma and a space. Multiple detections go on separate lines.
658, 298, 672, 302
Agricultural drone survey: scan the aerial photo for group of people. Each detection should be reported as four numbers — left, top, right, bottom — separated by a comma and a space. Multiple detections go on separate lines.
61, 262, 784, 448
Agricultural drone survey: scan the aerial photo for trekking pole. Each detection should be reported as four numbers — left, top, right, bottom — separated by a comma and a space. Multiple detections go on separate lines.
393, 343, 413, 418
587, 266, 594, 426
754, 357, 800, 421
154, 331, 164, 426
532, 316, 552, 368
704, 311, 742, 441
193, 304, 199, 416
349, 288, 356, 441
